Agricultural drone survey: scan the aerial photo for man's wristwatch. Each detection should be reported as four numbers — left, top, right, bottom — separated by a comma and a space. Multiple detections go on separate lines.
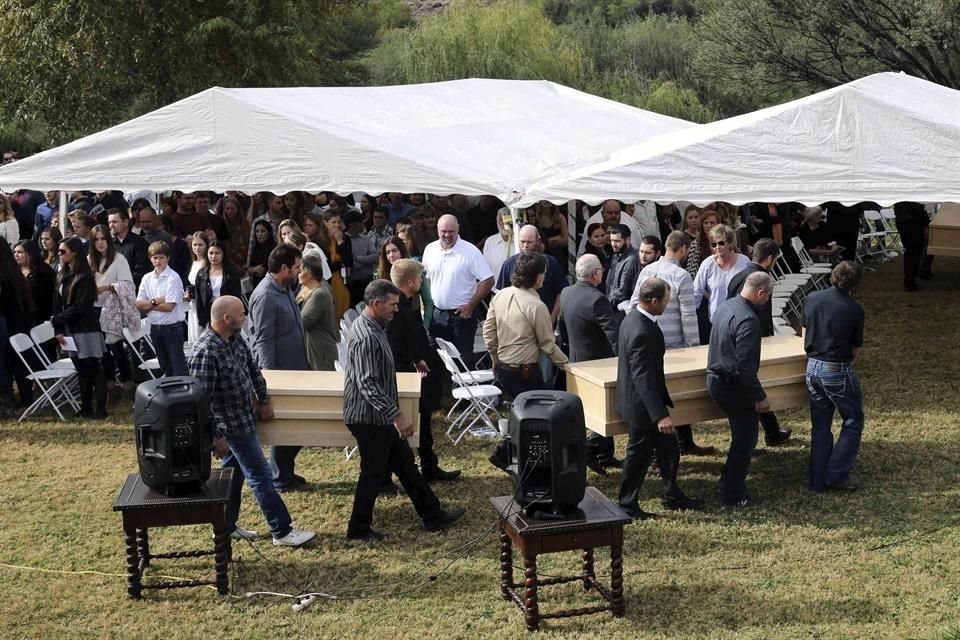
150, 298, 157, 307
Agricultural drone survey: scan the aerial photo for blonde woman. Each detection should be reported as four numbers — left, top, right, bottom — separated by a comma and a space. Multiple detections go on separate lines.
184, 231, 210, 345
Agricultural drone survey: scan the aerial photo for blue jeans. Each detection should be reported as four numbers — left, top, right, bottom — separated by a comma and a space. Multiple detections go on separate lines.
430, 309, 478, 370
538, 353, 556, 389
806, 359, 865, 491
222, 430, 293, 539
150, 322, 187, 377
707, 374, 759, 504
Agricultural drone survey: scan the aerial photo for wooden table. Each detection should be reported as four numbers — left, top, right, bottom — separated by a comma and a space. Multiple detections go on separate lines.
927, 203, 960, 257
112, 469, 233, 599
261, 370, 421, 447
566, 334, 808, 437
491, 487, 631, 631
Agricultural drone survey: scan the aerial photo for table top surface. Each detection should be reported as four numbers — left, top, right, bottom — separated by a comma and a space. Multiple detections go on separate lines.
930, 203, 960, 229
263, 370, 422, 396
566, 334, 805, 388
490, 487, 632, 534
113, 469, 234, 511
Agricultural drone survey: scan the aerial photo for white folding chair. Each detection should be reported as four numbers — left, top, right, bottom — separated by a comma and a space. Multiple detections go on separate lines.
28, 321, 77, 372
436, 348, 502, 444
435, 337, 496, 420
343, 308, 359, 326
434, 337, 495, 385
773, 324, 796, 336
122, 326, 163, 379
8, 333, 80, 422
879, 208, 904, 253
789, 238, 832, 287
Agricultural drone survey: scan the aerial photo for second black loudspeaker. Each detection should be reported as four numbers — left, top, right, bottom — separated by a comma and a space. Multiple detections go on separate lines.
508, 390, 586, 516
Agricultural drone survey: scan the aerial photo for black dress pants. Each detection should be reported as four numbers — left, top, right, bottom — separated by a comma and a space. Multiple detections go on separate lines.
346, 423, 444, 536
898, 220, 925, 286
618, 415, 683, 510
707, 375, 759, 504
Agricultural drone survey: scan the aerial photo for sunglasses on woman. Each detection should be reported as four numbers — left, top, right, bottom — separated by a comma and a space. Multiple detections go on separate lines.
710, 241, 727, 248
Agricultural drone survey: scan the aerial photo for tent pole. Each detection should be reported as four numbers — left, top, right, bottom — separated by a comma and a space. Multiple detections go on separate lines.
567, 200, 576, 280
59, 191, 68, 237
510, 206, 523, 254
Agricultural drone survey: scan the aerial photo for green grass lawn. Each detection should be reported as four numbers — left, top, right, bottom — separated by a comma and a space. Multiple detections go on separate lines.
2, 257, 959, 640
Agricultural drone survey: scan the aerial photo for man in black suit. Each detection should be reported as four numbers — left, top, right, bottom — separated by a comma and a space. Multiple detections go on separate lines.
616, 277, 704, 520
559, 254, 622, 474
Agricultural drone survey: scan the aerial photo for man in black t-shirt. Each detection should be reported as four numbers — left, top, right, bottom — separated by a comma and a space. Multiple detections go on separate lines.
801, 261, 865, 492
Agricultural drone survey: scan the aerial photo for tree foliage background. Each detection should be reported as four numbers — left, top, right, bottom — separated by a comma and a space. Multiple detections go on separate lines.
1, 0, 957, 150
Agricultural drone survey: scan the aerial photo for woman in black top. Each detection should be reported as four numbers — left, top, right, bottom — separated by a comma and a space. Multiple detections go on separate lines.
580, 223, 610, 293
0, 241, 36, 414
52, 236, 107, 418
14, 240, 55, 322
194, 240, 245, 329
248, 219, 276, 289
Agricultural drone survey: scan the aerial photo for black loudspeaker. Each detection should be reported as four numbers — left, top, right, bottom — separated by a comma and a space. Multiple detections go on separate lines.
135, 376, 212, 496
508, 390, 587, 517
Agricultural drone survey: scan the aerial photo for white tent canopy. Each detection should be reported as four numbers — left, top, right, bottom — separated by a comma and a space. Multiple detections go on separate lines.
515, 72, 960, 208
0, 79, 692, 204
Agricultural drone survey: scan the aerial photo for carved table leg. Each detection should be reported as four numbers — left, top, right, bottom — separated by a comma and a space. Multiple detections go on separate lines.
523, 553, 539, 631
136, 528, 150, 569
582, 548, 595, 591
610, 544, 624, 616
499, 530, 513, 600
213, 526, 231, 595
124, 526, 142, 599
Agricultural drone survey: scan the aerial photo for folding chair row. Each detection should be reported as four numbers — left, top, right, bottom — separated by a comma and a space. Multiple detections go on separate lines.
8, 332, 81, 422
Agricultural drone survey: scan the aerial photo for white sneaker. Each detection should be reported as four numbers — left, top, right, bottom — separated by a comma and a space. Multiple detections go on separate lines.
272, 528, 316, 547
230, 527, 260, 541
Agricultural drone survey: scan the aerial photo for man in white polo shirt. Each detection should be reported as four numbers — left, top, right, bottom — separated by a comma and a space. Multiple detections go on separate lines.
422, 214, 494, 369
136, 240, 188, 377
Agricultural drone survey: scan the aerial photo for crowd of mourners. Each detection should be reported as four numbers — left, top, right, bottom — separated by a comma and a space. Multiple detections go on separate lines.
0, 145, 938, 541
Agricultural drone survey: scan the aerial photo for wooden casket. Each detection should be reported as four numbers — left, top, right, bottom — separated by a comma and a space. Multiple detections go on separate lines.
927, 203, 960, 257
565, 335, 808, 437
260, 370, 421, 447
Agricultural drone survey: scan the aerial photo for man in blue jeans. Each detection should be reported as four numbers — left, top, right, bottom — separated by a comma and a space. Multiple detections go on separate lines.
189, 295, 315, 547
135, 240, 188, 376
802, 261, 866, 492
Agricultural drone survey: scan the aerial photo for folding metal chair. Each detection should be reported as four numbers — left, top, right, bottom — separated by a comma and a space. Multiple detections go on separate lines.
434, 337, 495, 385
789, 238, 832, 287
436, 348, 501, 444
8, 333, 80, 422
879, 208, 904, 253
29, 321, 77, 372
435, 336, 497, 421
122, 326, 163, 379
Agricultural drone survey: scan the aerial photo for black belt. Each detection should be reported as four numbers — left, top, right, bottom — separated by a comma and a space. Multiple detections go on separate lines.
497, 362, 538, 371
